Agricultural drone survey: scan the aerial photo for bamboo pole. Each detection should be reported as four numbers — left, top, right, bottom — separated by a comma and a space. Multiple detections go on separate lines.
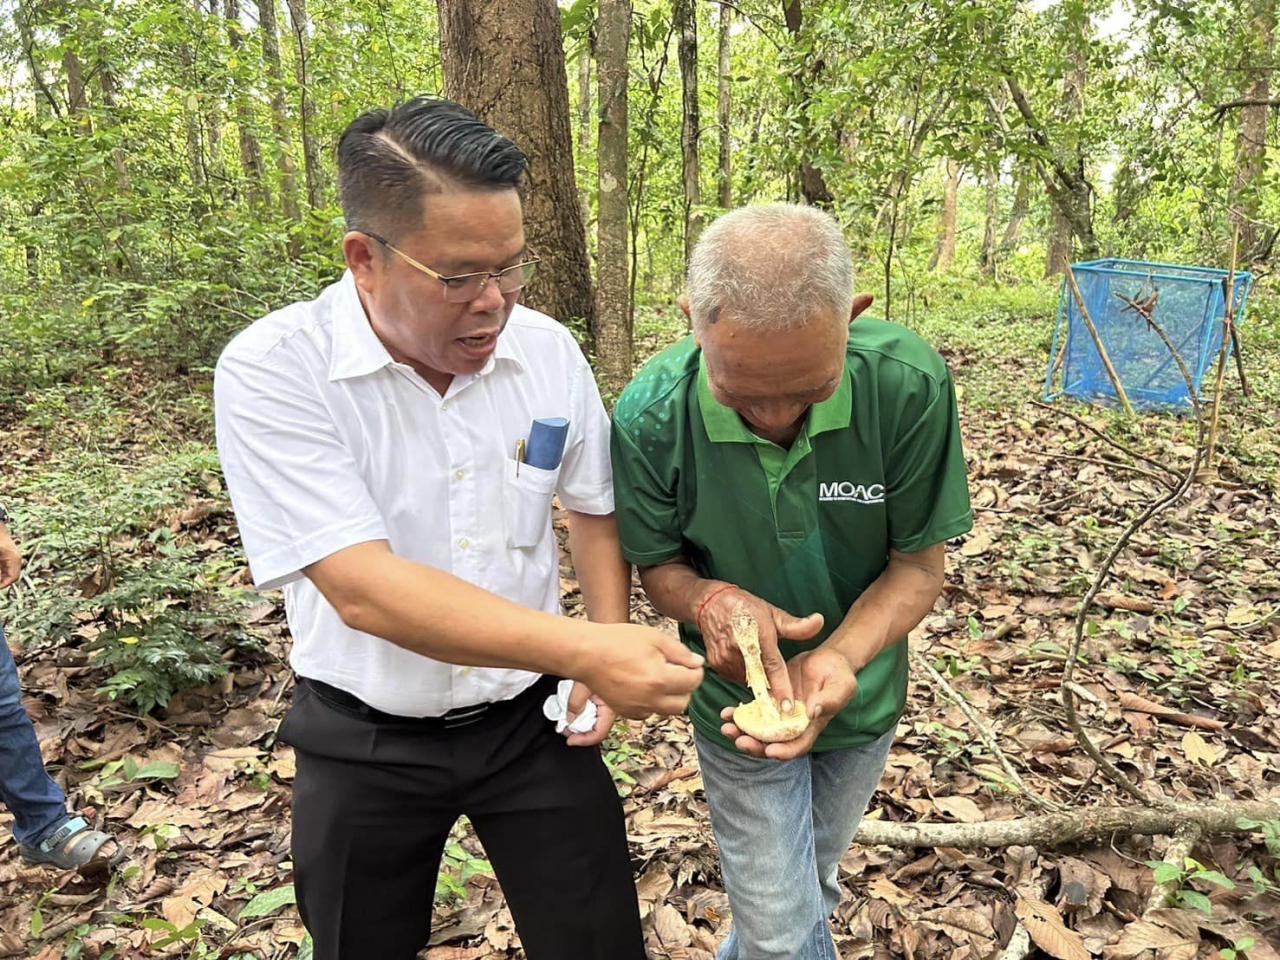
1062, 256, 1136, 416
1205, 231, 1239, 469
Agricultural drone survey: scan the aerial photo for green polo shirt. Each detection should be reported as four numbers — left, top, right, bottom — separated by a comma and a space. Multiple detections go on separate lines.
610, 317, 973, 752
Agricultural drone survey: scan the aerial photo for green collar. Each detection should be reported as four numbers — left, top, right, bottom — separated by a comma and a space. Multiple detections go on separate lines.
696, 353, 852, 446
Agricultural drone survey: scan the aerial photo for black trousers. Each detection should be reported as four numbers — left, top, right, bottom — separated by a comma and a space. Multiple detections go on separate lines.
279, 676, 646, 960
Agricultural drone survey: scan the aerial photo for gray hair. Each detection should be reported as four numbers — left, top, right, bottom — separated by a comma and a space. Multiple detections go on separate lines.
686, 203, 854, 331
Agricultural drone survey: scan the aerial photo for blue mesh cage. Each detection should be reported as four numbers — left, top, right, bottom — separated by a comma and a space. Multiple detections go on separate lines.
1042, 258, 1254, 413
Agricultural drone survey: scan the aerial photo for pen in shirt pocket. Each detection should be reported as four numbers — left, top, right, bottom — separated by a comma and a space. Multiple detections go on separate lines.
514, 438, 527, 475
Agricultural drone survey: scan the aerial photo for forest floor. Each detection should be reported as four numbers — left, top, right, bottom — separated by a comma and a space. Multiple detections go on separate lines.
1, 281, 1279, 959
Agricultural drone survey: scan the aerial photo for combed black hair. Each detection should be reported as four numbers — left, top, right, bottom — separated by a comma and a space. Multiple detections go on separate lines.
336, 96, 528, 240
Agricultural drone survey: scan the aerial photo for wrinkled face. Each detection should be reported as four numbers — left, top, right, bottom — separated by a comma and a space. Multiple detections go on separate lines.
346, 188, 526, 388
697, 308, 849, 446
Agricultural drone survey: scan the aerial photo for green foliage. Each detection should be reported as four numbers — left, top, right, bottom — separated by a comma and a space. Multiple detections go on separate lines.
238, 884, 298, 920
1146, 855, 1238, 914
435, 837, 494, 904
1, 441, 259, 713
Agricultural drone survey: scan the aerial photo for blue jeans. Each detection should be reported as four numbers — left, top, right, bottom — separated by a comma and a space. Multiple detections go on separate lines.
0, 623, 68, 847
694, 728, 895, 960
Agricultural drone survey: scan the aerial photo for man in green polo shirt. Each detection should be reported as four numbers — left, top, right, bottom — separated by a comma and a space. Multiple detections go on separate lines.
611, 203, 972, 960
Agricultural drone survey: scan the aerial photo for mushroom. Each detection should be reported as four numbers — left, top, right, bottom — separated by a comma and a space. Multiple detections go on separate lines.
729, 608, 809, 743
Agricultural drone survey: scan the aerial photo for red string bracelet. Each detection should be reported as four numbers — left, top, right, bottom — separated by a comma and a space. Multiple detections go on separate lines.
694, 583, 738, 633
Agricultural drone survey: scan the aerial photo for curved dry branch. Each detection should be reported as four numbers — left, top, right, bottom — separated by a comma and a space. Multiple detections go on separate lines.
1059, 293, 1205, 807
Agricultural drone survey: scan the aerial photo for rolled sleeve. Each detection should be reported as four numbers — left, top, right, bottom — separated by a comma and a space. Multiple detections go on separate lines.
556, 350, 615, 515
214, 350, 388, 591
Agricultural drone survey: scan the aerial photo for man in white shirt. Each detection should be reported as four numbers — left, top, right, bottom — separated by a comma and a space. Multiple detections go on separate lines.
214, 97, 703, 960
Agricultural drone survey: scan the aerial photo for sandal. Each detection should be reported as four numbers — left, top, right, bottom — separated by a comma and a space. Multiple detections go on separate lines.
19, 816, 121, 876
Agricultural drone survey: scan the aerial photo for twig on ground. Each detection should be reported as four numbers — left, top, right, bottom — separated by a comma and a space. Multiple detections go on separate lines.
912, 649, 1062, 813
1024, 450, 1177, 489
1030, 399, 1180, 483
1143, 821, 1203, 915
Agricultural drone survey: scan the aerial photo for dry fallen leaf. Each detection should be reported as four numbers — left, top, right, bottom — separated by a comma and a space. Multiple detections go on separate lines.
933, 795, 985, 823
1014, 897, 1088, 960
1181, 731, 1224, 766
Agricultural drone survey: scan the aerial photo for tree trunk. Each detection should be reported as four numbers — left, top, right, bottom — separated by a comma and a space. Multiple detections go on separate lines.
63, 47, 88, 122
928, 159, 959, 272
285, 0, 326, 208
1231, 0, 1275, 263
258, 0, 301, 223
593, 0, 631, 398
578, 42, 592, 231
999, 174, 1031, 252
437, 0, 595, 333
676, 0, 702, 260
18, 0, 48, 278
1040, 7, 1091, 275
1046, 203, 1073, 276
717, 2, 732, 209
781, 0, 833, 206
225, 0, 267, 208
980, 165, 998, 276
174, 24, 207, 193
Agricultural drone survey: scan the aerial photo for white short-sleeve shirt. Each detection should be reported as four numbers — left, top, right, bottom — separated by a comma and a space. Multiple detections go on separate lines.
214, 271, 614, 717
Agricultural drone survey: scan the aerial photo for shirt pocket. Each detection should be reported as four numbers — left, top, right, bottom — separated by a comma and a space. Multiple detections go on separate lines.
503, 457, 559, 548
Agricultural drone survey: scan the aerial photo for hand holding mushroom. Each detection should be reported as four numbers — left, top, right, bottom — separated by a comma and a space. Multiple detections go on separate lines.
729, 609, 811, 742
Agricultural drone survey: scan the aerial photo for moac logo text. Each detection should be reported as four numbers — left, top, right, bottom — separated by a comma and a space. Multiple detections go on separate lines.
818, 481, 885, 504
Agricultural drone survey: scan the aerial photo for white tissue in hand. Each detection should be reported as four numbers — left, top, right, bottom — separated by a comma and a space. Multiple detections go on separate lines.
542, 679, 598, 734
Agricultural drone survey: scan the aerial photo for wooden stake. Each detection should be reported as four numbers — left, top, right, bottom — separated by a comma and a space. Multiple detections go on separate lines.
1061, 256, 1135, 416
1205, 230, 1239, 469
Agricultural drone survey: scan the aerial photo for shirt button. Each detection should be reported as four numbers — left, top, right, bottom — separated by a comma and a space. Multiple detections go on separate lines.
457, 537, 469, 549
453, 469, 465, 481
441, 400, 451, 412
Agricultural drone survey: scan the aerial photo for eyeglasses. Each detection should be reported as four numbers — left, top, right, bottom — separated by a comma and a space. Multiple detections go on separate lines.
365, 232, 540, 304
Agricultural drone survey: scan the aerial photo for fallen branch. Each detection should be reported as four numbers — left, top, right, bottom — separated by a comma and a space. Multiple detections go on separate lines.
854, 800, 1280, 850
912, 650, 1062, 814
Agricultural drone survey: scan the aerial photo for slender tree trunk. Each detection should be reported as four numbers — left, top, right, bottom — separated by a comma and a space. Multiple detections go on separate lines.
999, 173, 1030, 252
781, 0, 833, 206
717, 2, 732, 209
676, 0, 702, 260
96, 65, 132, 195
258, 0, 301, 223
594, 0, 631, 397
437, 0, 595, 333
197, 0, 224, 180
578, 42, 592, 231
1043, 8, 1090, 275
928, 159, 959, 272
63, 48, 88, 122
225, 0, 267, 207
286, 0, 326, 208
174, 24, 207, 193
18, 0, 47, 278
981, 166, 999, 276
1231, 0, 1275, 262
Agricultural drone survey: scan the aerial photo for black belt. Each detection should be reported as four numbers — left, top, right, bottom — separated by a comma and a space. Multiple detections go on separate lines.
300, 675, 556, 730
